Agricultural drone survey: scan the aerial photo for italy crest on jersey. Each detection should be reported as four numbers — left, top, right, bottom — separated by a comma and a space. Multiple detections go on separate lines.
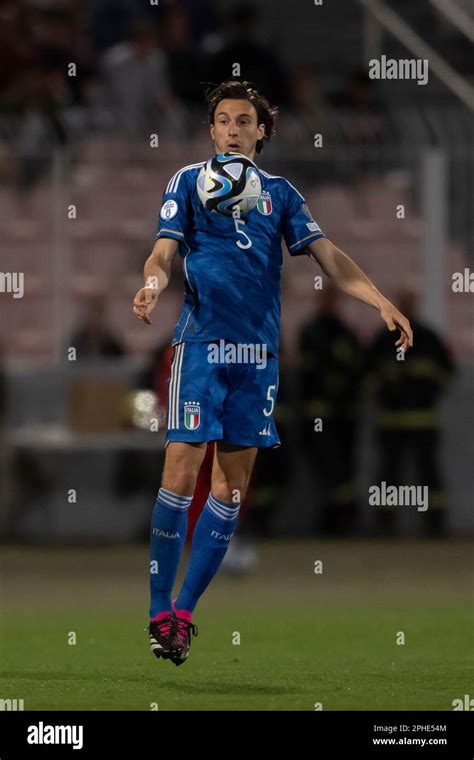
257, 191, 272, 215
184, 401, 201, 430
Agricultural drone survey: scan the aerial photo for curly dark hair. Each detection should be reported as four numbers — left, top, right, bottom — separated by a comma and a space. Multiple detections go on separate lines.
204, 80, 279, 154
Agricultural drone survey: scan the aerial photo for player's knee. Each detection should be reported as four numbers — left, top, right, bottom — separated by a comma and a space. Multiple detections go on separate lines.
162, 450, 203, 495
162, 467, 197, 495
211, 473, 248, 504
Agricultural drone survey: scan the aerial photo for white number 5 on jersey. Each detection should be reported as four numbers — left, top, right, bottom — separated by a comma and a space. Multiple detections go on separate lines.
234, 218, 252, 249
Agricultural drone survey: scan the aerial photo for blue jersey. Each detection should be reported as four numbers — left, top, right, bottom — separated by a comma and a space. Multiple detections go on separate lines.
156, 160, 325, 356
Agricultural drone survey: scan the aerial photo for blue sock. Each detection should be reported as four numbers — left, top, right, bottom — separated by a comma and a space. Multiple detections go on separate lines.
175, 493, 240, 613
149, 487, 192, 618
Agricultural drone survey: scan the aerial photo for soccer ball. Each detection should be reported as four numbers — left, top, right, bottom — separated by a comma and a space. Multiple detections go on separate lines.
196, 152, 262, 216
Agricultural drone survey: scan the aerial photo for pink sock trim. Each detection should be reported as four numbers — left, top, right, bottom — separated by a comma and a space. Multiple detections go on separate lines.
151, 610, 172, 622
174, 608, 192, 622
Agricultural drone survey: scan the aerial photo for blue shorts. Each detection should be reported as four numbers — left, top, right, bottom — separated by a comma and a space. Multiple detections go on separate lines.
165, 341, 281, 448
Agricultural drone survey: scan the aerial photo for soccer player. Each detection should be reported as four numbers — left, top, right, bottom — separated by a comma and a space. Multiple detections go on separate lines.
132, 80, 413, 666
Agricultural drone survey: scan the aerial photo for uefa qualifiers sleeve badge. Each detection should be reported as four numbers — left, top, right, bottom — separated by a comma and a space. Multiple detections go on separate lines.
160, 199, 179, 220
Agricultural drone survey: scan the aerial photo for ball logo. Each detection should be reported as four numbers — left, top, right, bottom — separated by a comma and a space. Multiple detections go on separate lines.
248, 169, 259, 189
160, 200, 178, 220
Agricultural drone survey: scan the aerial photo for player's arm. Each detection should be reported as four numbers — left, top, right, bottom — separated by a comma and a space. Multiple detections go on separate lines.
306, 237, 413, 351
132, 236, 179, 325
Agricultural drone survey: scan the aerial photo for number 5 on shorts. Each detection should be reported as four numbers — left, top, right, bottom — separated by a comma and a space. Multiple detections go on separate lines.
263, 384, 277, 417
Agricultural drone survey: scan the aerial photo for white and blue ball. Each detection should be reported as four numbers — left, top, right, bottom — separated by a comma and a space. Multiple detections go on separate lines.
196, 152, 261, 216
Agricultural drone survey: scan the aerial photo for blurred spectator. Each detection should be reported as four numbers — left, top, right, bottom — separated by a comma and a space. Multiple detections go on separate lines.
1, 1, 96, 186
91, 0, 143, 56
298, 283, 363, 535
178, 0, 219, 46
27, 2, 93, 108
99, 20, 186, 142
0, 2, 36, 112
69, 297, 125, 359
202, 3, 289, 108
15, 64, 70, 193
329, 70, 392, 147
277, 64, 336, 160
91, 0, 218, 57
366, 286, 456, 537
28, 3, 81, 71
157, 5, 206, 121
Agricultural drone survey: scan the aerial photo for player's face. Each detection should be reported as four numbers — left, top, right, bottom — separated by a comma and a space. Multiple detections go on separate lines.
210, 99, 265, 161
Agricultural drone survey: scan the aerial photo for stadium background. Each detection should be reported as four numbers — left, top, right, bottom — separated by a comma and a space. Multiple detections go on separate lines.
0, 0, 472, 711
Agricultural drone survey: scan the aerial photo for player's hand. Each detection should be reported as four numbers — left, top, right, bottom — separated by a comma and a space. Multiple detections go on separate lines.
132, 286, 158, 325
379, 301, 413, 352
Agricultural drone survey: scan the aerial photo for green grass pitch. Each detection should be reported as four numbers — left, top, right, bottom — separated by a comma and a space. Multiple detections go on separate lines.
1, 540, 472, 710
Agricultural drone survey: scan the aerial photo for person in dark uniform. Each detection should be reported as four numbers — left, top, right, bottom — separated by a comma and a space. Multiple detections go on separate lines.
69, 297, 125, 359
366, 286, 456, 537
298, 283, 363, 535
